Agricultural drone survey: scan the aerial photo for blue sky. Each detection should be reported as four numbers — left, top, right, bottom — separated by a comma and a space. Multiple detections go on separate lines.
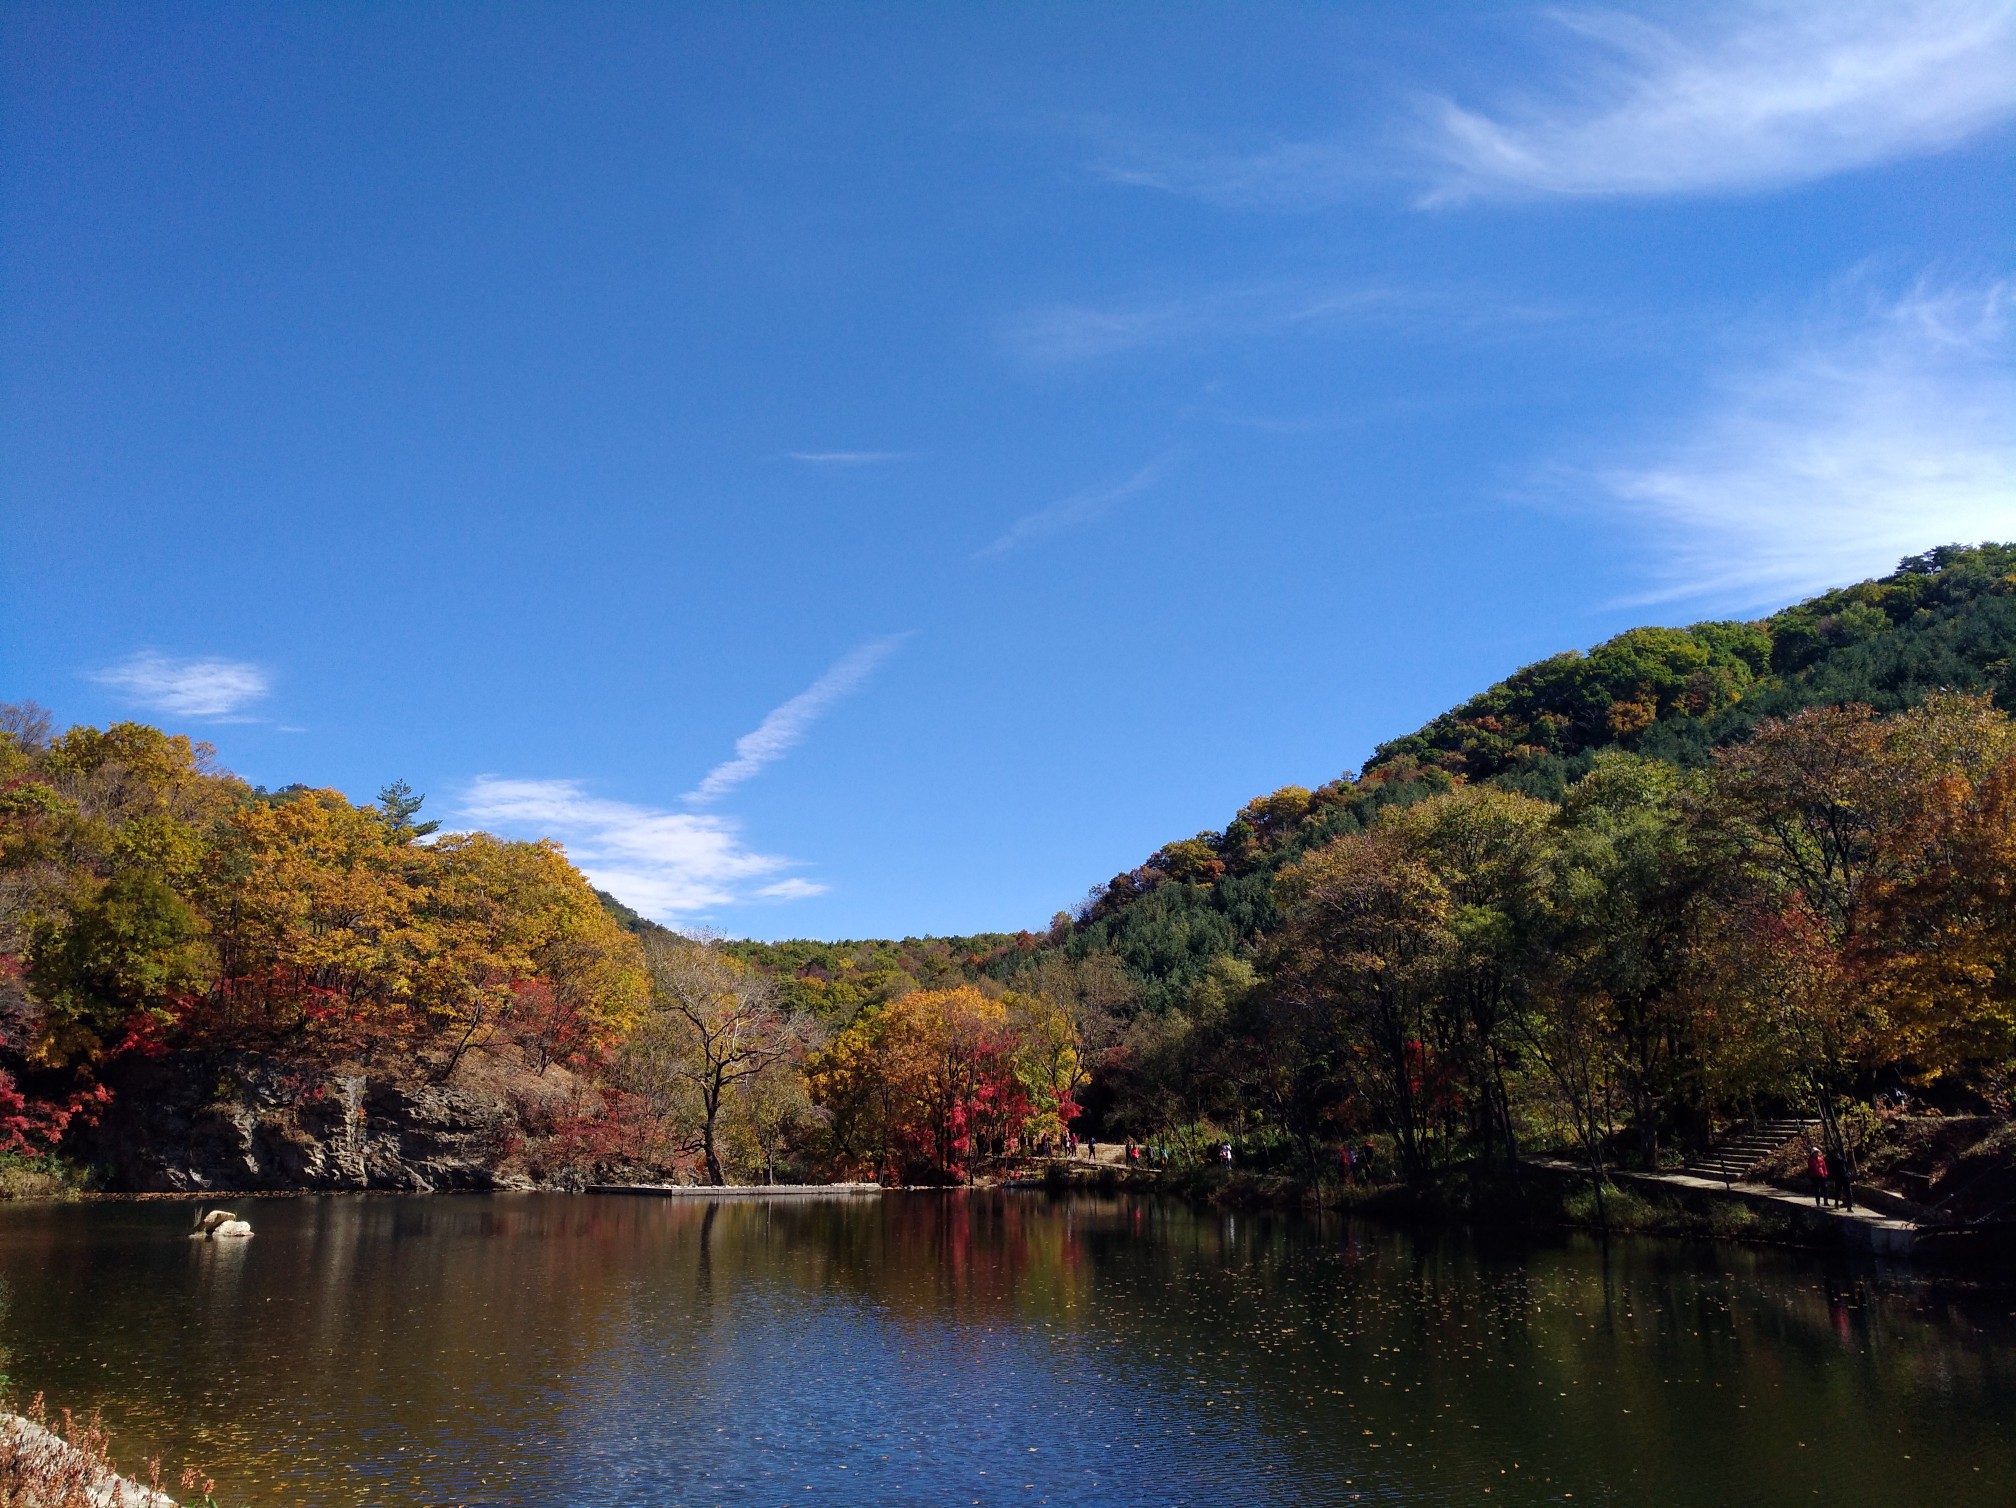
3, 1, 2012, 939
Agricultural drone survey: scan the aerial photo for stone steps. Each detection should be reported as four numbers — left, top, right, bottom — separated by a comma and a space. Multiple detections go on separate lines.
1683, 1118, 1817, 1181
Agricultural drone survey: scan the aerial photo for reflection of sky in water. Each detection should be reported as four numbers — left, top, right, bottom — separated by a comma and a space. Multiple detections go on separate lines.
541, 1286, 1307, 1506
0, 1195, 2011, 1507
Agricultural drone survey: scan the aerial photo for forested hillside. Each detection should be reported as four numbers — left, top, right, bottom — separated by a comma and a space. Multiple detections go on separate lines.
702, 544, 2016, 1196
0, 720, 1083, 1188
867, 542, 2016, 1016
6, 544, 2014, 1195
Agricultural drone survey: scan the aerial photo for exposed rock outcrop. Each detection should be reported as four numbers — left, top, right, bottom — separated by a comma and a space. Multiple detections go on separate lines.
82, 1051, 544, 1192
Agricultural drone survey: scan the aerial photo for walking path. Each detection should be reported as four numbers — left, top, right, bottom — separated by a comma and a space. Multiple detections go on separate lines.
1527, 1157, 1923, 1253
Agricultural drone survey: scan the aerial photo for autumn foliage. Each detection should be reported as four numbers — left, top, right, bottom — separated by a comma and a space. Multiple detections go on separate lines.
1102, 693, 2016, 1189
808, 986, 1080, 1182
6, 547, 2013, 1193
0, 714, 646, 1154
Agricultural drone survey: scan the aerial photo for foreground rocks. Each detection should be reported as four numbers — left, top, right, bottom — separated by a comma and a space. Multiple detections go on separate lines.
0, 1409, 177, 1508
80, 1051, 550, 1193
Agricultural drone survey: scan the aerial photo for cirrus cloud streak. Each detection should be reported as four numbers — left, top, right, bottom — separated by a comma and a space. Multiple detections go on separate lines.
973, 459, 1170, 560
685, 637, 905, 805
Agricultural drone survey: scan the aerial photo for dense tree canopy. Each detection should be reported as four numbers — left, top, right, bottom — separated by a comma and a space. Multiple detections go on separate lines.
6, 545, 2012, 1192
960, 544, 2016, 1020
735, 545, 2016, 1189
807, 985, 1080, 1183
0, 717, 646, 1153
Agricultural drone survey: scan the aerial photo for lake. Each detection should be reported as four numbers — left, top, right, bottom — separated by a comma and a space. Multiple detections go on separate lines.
1, 1193, 2011, 1506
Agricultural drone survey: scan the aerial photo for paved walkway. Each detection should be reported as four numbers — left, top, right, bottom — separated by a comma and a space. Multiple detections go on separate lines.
1526, 1158, 1924, 1253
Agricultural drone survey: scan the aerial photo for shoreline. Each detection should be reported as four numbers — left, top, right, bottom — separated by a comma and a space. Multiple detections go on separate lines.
11, 1163, 2012, 1273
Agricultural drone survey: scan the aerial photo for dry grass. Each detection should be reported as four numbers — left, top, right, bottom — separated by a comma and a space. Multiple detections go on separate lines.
0, 1393, 216, 1508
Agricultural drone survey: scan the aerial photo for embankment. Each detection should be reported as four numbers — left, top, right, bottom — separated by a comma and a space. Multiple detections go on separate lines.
73, 1050, 559, 1194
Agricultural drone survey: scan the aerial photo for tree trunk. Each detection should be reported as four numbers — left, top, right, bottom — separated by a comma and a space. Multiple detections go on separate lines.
1585, 1105, 1609, 1233
1489, 1048, 1520, 1169
1636, 1085, 1660, 1172
702, 1079, 726, 1186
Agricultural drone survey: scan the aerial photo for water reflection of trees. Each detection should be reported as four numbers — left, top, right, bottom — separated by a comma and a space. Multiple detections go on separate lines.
668, 1194, 2016, 1505
992, 1205, 2016, 1505
2, 1196, 2013, 1506
538, 1193, 2016, 1503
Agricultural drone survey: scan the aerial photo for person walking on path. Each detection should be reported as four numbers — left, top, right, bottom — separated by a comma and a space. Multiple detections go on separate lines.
1806, 1143, 1831, 1207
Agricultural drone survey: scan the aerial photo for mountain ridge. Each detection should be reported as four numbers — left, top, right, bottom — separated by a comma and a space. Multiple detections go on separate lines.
717, 543, 2016, 1016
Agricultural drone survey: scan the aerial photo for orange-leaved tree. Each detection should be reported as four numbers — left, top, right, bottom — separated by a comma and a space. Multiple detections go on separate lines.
808, 985, 1079, 1183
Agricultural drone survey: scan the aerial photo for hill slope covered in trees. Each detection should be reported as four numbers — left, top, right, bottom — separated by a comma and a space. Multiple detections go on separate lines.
732, 543, 2016, 1017
5, 544, 2012, 1195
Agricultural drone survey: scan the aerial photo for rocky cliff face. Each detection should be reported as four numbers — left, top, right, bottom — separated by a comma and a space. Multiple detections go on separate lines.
83, 1052, 550, 1192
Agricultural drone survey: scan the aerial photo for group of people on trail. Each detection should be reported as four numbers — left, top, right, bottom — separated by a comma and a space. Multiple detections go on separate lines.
1021, 1131, 1216, 1168
1805, 1141, 1852, 1209
1015, 1130, 1404, 1181
1337, 1142, 1379, 1184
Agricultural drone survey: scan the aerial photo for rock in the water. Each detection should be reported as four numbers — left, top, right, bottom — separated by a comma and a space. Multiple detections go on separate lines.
212, 1218, 253, 1239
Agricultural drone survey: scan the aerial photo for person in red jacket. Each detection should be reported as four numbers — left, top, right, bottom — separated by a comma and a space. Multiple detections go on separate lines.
1806, 1143, 1831, 1207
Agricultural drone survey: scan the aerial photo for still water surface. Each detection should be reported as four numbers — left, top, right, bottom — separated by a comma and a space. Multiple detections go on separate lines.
0, 1193, 2010, 1506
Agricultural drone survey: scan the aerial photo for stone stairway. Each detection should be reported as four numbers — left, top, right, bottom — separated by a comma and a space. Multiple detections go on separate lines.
1683, 1116, 1817, 1183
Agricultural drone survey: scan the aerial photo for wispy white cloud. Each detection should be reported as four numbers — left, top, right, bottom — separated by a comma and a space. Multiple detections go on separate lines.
788, 451, 910, 465
1596, 279, 2016, 606
973, 459, 1170, 561
685, 638, 905, 805
1090, 135, 1377, 212
1004, 282, 1562, 365
90, 651, 270, 719
1080, 4, 2015, 211
461, 775, 807, 919
469, 640, 903, 915
1005, 286, 1407, 364
757, 877, 829, 901
1424, 1, 2016, 202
